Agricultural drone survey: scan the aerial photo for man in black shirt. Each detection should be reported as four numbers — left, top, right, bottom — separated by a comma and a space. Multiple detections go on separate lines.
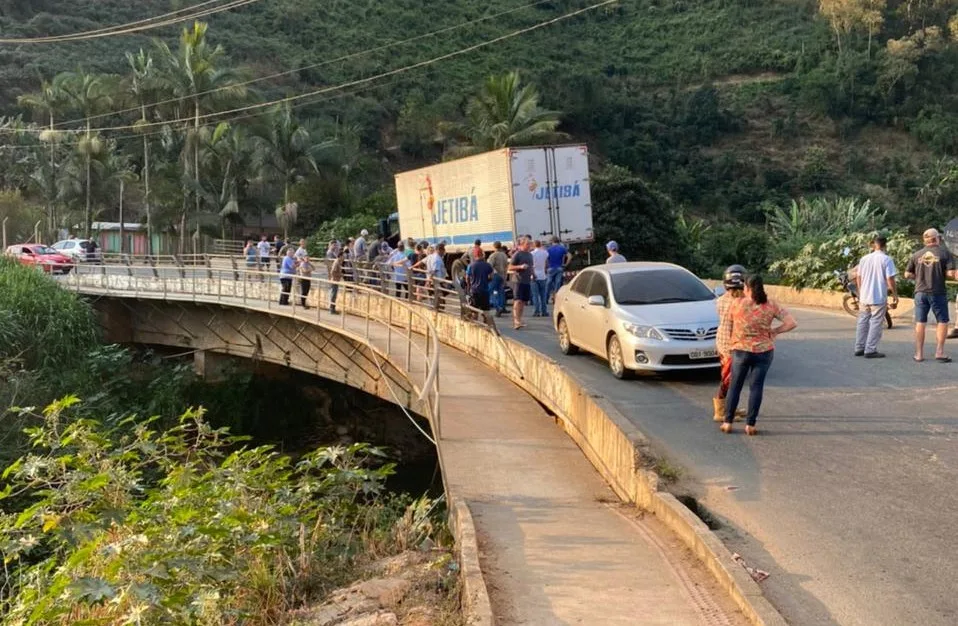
905, 228, 957, 362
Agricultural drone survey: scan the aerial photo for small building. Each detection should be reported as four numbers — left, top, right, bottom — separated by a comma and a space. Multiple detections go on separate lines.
89, 222, 176, 255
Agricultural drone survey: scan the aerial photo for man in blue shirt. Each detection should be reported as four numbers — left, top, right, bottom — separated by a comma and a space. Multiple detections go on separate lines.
545, 236, 570, 303
279, 248, 296, 305
466, 249, 494, 311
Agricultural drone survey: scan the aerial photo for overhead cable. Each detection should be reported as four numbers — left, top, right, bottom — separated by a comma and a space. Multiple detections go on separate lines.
4, 0, 619, 136
50, 0, 553, 129
0, 0, 262, 44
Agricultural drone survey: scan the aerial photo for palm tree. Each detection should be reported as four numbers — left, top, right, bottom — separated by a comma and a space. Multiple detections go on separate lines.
154, 21, 246, 252
18, 73, 71, 239
253, 103, 332, 238
442, 71, 564, 158
61, 71, 113, 238
200, 122, 255, 238
126, 49, 157, 255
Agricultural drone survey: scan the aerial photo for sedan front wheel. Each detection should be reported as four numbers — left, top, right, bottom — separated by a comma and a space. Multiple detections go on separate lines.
557, 316, 579, 355
607, 335, 632, 380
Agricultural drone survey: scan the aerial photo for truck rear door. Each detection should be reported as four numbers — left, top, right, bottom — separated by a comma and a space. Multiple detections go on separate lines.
511, 146, 593, 243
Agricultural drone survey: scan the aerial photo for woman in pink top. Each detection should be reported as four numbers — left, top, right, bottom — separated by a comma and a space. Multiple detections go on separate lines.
722, 275, 797, 435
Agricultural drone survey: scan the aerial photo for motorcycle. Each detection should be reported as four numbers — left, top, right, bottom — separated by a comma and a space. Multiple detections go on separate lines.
834, 268, 894, 329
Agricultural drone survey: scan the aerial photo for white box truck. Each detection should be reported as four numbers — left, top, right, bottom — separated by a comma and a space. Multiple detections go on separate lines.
394, 145, 593, 252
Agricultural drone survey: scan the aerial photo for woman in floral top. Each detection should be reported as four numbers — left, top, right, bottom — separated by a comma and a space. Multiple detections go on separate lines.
722, 275, 797, 435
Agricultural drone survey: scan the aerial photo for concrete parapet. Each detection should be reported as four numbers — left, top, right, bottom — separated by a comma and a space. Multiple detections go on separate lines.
349, 294, 787, 625
704, 280, 916, 321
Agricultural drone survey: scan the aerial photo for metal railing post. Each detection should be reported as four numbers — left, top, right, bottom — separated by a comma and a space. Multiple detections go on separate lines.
386, 301, 393, 355
365, 291, 371, 339
406, 308, 412, 372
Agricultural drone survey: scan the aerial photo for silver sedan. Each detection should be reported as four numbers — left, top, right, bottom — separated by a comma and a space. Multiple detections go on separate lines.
552, 262, 721, 378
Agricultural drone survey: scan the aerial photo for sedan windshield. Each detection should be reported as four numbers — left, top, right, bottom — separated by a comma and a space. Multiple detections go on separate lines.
612, 269, 715, 305
33, 246, 57, 255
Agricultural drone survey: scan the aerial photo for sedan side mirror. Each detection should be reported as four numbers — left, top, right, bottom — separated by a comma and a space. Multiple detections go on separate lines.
587, 295, 605, 307
713, 285, 726, 297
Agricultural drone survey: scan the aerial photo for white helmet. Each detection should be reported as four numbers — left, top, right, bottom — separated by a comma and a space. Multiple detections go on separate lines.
360, 229, 369, 236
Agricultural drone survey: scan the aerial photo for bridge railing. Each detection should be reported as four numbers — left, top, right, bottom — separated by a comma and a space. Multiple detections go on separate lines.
89, 252, 501, 330
65, 264, 443, 436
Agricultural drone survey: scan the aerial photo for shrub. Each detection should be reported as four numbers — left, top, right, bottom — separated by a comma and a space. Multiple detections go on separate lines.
769, 230, 917, 290
0, 258, 98, 369
0, 400, 433, 625
306, 213, 384, 257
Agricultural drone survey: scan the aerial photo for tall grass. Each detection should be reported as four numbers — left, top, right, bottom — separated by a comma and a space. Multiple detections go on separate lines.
0, 258, 98, 370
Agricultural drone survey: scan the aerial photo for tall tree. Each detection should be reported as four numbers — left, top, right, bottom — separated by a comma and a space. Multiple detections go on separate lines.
253, 103, 331, 238
18, 73, 71, 239
442, 71, 564, 157
154, 21, 246, 252
126, 49, 157, 255
61, 71, 113, 238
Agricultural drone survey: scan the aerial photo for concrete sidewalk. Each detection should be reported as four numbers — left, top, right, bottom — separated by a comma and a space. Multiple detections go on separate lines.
438, 348, 746, 626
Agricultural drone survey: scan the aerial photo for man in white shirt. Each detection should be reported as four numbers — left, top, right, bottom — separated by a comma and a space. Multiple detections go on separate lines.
426, 243, 448, 310
294, 238, 309, 261
854, 235, 899, 358
354, 229, 368, 260
256, 235, 271, 270
531, 240, 549, 316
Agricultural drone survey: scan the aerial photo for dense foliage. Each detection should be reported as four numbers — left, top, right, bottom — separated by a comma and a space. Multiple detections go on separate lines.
0, 400, 435, 624
3, 0, 958, 277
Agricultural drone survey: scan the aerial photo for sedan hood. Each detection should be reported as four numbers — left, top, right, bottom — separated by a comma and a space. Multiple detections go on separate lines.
618, 299, 718, 326
40, 254, 72, 263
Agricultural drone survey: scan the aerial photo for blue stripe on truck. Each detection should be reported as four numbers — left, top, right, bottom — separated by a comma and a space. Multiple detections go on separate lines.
420, 230, 516, 246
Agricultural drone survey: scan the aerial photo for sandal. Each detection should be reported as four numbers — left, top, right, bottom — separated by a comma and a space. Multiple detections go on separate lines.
719, 423, 733, 434
936, 356, 952, 363
745, 425, 758, 436
913, 357, 924, 362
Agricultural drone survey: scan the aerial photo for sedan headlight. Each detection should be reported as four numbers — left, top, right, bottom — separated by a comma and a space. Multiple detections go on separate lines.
623, 323, 664, 340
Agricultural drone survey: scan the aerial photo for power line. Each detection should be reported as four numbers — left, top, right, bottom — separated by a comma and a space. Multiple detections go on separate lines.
0, 75, 407, 150
7, 0, 619, 136
0, 0, 262, 44
49, 0, 552, 129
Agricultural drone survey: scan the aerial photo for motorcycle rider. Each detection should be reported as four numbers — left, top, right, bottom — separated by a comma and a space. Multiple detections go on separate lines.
713, 265, 747, 421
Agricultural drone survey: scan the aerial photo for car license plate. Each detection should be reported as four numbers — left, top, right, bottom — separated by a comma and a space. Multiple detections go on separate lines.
689, 349, 717, 360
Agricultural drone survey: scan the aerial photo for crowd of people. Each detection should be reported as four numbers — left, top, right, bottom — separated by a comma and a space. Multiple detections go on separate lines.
239, 229, 632, 328
240, 225, 957, 437
314, 232, 581, 330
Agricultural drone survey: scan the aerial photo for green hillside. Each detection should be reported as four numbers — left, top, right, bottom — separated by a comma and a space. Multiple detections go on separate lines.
2, 0, 958, 275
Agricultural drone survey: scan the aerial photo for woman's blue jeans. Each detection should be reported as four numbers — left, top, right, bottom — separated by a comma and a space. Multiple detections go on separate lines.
725, 349, 774, 426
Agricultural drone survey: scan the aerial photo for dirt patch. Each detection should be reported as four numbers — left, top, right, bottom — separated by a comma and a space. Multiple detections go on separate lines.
287, 550, 463, 626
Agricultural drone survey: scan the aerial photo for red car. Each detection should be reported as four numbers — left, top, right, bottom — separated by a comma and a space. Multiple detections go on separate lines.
4, 244, 75, 274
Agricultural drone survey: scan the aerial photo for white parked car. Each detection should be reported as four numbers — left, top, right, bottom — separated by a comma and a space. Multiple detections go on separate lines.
552, 262, 721, 378
51, 239, 101, 263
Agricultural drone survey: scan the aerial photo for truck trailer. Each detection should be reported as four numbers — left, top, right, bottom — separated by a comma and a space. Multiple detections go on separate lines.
394, 145, 593, 253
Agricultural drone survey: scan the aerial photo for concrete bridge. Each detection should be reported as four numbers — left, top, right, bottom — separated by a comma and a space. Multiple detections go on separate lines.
64, 259, 958, 626
64, 263, 771, 626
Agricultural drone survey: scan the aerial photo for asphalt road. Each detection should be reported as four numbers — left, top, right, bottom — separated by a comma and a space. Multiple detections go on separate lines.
500, 307, 958, 626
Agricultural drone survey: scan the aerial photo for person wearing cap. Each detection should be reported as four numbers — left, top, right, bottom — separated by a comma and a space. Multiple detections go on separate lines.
905, 228, 957, 362
606, 241, 626, 264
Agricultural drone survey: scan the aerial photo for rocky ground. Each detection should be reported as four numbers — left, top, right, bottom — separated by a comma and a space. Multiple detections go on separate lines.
287, 550, 464, 626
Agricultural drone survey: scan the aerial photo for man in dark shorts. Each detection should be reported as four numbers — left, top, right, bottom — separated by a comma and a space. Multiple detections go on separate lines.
508, 237, 534, 330
466, 248, 494, 311
905, 228, 957, 362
